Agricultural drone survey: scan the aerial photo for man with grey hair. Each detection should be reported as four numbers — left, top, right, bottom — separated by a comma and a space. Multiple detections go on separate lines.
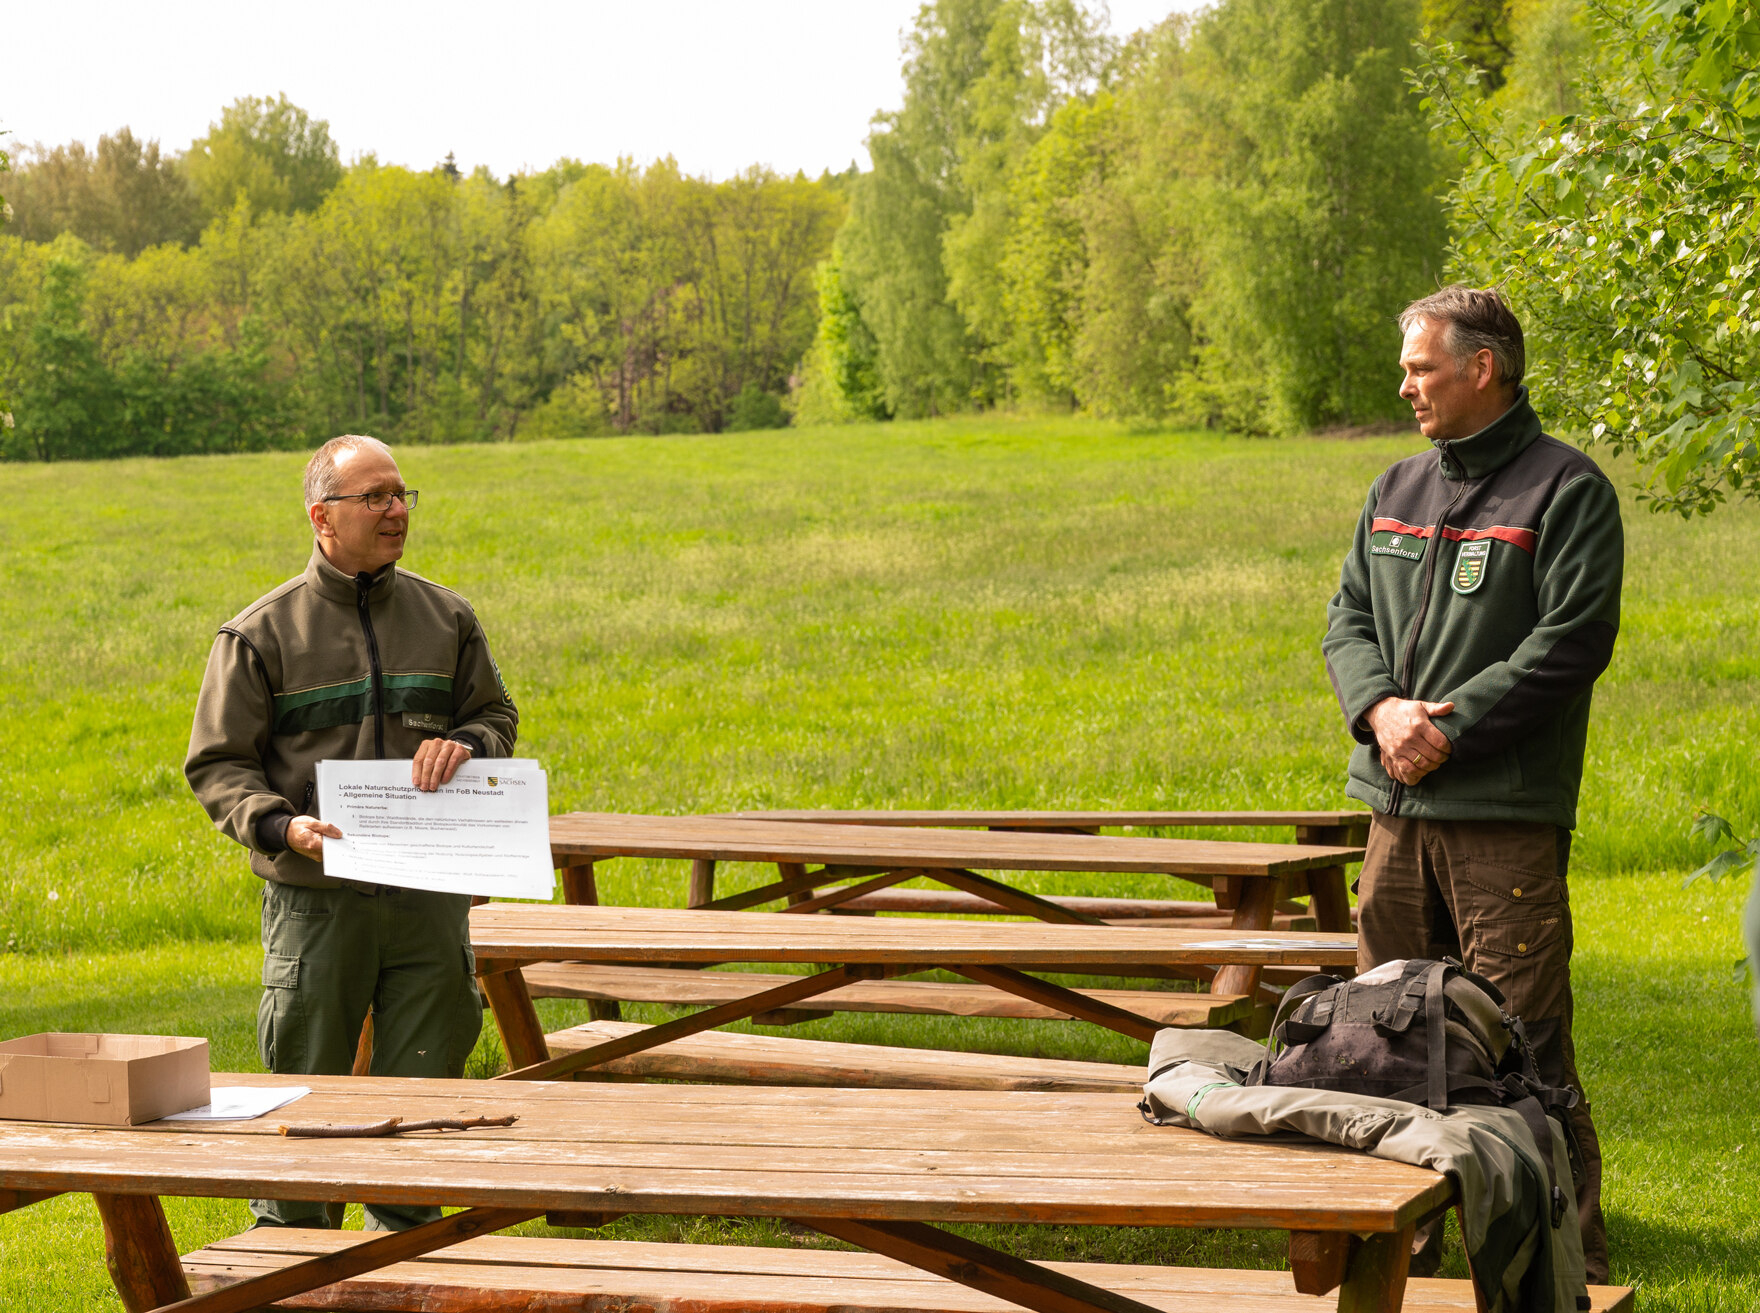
186, 434, 518, 1232
1322, 286, 1621, 1280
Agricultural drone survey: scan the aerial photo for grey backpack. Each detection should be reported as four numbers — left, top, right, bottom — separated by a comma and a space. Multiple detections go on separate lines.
1251, 958, 1582, 1224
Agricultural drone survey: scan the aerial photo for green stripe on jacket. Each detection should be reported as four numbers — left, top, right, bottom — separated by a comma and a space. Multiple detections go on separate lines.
273, 673, 453, 735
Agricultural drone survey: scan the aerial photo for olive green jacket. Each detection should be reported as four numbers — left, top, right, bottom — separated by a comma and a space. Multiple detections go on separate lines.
1322, 392, 1623, 828
1143, 1029, 1587, 1313
185, 547, 519, 888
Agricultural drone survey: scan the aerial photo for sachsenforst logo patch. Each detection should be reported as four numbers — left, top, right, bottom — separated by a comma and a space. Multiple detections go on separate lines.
1454, 540, 1491, 593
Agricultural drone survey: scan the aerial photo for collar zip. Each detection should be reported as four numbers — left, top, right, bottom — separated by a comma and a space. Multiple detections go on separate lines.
1437, 440, 1460, 480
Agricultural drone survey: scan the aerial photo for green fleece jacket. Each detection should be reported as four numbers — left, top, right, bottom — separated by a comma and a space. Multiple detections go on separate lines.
185, 547, 519, 887
1322, 391, 1623, 828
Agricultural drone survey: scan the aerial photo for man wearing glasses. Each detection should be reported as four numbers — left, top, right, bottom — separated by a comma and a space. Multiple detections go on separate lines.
186, 434, 518, 1232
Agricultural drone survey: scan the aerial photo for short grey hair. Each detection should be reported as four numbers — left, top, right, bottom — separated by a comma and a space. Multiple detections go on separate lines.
1399, 286, 1525, 388
304, 435, 393, 509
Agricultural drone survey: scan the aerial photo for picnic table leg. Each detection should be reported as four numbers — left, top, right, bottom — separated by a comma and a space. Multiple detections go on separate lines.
94, 1193, 190, 1312
155, 1205, 539, 1313
805, 1216, 1162, 1313
779, 861, 813, 906
950, 964, 1163, 1042
1298, 823, 1358, 934
478, 963, 552, 1070
351, 1009, 375, 1076
1305, 867, 1353, 933
557, 861, 621, 1020
1211, 874, 1279, 1000
1335, 1224, 1416, 1313
495, 963, 894, 1081
688, 859, 716, 907
560, 859, 599, 906
1289, 1231, 1354, 1294
0, 1189, 57, 1215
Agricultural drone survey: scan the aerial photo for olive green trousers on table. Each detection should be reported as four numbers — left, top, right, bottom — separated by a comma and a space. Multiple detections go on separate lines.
251, 881, 483, 1232
1356, 813, 1608, 1284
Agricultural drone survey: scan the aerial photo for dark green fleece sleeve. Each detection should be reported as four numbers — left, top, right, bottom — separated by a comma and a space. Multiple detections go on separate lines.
185, 631, 293, 855
1435, 473, 1623, 761
449, 616, 519, 757
1322, 478, 1402, 746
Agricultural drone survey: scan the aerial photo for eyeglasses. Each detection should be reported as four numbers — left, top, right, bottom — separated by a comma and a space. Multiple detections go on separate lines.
322, 489, 419, 512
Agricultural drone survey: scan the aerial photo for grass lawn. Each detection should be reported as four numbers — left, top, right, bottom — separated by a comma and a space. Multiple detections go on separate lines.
2, 415, 1757, 1309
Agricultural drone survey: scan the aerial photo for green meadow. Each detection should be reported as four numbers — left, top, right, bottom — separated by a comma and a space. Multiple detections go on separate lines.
2, 417, 1757, 1309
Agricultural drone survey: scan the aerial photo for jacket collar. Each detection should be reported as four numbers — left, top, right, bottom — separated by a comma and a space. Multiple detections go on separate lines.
1433, 387, 1542, 481
304, 545, 399, 605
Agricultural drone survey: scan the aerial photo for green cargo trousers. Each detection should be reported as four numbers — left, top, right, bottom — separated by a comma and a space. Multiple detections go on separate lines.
1356, 813, 1607, 1284
252, 880, 483, 1232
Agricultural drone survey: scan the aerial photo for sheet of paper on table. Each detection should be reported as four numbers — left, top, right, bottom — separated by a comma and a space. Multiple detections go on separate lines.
317, 757, 555, 900
163, 1086, 311, 1121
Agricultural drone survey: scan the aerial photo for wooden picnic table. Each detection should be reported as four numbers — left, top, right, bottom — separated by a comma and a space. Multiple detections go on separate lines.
726, 808, 1371, 838
470, 902, 1356, 1078
0, 1071, 1455, 1313
548, 812, 1363, 999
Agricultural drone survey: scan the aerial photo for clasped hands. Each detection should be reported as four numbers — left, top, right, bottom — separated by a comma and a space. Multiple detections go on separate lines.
285, 737, 472, 859
1364, 697, 1455, 786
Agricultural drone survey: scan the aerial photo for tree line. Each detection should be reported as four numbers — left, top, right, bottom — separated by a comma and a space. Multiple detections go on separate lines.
3, 0, 1753, 515
0, 96, 844, 459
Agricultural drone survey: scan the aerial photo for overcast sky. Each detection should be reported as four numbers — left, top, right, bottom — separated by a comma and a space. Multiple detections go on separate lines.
5, 1, 1197, 181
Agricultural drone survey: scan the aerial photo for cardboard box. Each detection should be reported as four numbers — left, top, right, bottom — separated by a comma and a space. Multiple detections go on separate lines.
0, 1033, 210, 1126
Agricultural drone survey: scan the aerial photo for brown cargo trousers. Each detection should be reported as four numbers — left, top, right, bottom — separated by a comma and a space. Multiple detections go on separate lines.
1356, 812, 1608, 1283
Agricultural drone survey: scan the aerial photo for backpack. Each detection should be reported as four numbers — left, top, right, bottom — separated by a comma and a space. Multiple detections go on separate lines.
1249, 958, 1582, 1224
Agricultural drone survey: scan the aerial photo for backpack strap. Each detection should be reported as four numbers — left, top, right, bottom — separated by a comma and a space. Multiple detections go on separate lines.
1377, 960, 1438, 1035
1443, 955, 1508, 1008
1249, 974, 1343, 1084
1423, 961, 1449, 1111
1498, 1080, 1569, 1228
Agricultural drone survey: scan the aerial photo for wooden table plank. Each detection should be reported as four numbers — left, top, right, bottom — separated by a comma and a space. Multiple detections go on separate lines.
0, 1075, 1449, 1234
180, 1232, 1638, 1313
522, 963, 1253, 1027
471, 903, 1357, 968
543, 1019, 1152, 1091
725, 810, 1371, 831
549, 813, 1362, 878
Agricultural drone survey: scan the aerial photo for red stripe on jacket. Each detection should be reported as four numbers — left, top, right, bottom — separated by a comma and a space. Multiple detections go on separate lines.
1371, 518, 1538, 554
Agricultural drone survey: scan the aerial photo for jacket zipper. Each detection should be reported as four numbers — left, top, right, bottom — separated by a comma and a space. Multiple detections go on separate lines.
355, 573, 387, 759
1387, 442, 1466, 816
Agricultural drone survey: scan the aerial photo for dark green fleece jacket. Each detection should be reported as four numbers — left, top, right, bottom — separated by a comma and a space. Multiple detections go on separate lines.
185, 547, 519, 888
1322, 390, 1623, 828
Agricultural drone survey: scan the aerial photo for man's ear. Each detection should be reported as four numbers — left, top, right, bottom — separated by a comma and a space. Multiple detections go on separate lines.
309, 502, 333, 539
1473, 349, 1498, 392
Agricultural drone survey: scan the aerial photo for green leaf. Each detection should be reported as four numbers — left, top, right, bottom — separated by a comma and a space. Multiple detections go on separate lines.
1692, 810, 1740, 845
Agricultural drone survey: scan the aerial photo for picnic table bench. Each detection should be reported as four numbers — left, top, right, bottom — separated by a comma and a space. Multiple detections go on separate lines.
0, 1071, 1623, 1313
471, 903, 1356, 1076
546, 812, 1364, 1001
544, 1017, 1152, 1091
722, 809, 1369, 923
180, 1230, 1637, 1313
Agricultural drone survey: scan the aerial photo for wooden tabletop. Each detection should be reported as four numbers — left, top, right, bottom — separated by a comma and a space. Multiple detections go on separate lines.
723, 809, 1372, 830
548, 813, 1363, 877
0, 1074, 1449, 1234
470, 903, 1358, 968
